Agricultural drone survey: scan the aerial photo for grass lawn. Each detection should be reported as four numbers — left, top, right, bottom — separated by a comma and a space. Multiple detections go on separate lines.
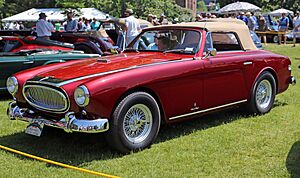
0, 44, 300, 177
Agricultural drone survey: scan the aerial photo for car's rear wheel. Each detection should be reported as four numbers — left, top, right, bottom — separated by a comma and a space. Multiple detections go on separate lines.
106, 92, 161, 153
273, 35, 279, 43
247, 71, 276, 114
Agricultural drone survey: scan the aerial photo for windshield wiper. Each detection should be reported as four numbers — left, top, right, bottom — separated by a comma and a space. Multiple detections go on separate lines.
163, 48, 193, 54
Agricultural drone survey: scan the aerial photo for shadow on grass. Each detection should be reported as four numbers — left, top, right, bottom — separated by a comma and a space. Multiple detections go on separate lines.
0, 128, 122, 166
273, 99, 288, 107
0, 94, 12, 101
286, 141, 300, 178
0, 101, 287, 166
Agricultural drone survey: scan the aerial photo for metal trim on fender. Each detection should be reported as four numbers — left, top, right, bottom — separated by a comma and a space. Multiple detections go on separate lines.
169, 100, 247, 120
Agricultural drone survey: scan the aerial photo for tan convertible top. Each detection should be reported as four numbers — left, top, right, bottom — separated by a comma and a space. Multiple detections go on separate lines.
147, 18, 257, 50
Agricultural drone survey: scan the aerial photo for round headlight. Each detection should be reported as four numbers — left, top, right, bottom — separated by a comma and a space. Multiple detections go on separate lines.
6, 76, 18, 95
74, 85, 90, 107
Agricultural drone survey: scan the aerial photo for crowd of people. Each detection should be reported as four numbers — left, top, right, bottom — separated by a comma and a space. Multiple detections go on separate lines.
1, 8, 300, 47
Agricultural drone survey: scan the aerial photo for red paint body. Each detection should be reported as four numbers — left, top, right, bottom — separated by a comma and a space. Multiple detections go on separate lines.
0, 36, 73, 52
12, 28, 292, 123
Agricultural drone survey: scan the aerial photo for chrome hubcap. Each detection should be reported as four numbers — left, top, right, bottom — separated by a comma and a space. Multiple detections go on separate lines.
256, 79, 272, 110
123, 104, 152, 143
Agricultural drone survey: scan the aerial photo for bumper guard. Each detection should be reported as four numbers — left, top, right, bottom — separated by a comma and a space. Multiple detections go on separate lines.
7, 101, 109, 133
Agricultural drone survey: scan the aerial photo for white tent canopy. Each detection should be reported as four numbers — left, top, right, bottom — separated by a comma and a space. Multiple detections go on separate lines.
269, 8, 294, 16
2, 8, 111, 22
219, 2, 261, 13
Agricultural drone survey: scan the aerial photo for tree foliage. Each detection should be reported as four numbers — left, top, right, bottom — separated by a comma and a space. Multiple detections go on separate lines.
0, 0, 192, 21
197, 1, 207, 12
0, 0, 299, 22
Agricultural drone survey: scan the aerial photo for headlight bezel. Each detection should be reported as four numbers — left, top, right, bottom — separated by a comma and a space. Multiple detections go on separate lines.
6, 76, 18, 95
74, 85, 90, 107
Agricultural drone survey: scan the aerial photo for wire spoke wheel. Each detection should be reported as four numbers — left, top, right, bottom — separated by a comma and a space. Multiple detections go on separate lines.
255, 79, 272, 110
123, 104, 153, 144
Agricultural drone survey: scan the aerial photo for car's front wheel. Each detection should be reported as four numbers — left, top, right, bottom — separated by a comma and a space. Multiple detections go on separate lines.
248, 71, 276, 114
106, 92, 161, 153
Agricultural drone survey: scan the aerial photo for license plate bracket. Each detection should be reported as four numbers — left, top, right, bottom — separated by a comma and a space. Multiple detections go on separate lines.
25, 119, 44, 137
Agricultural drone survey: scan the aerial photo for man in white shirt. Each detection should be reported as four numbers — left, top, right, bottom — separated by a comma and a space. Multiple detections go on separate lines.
124, 9, 141, 49
293, 11, 300, 47
36, 13, 54, 40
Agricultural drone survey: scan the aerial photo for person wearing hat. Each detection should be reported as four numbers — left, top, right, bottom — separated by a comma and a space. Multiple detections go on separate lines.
64, 12, 78, 32
123, 9, 141, 49
246, 12, 256, 31
147, 14, 154, 24
36, 12, 54, 40
292, 11, 300, 47
238, 12, 248, 25
159, 14, 168, 25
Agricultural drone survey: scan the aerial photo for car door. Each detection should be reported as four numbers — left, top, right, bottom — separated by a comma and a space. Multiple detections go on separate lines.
202, 32, 249, 109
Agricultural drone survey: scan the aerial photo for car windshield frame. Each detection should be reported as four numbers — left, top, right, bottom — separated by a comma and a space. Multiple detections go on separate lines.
126, 28, 202, 55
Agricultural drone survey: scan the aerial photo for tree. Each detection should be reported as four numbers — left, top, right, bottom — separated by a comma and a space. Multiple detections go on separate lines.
197, 0, 207, 13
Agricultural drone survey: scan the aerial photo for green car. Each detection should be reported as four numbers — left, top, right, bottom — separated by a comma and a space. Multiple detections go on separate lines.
0, 50, 99, 93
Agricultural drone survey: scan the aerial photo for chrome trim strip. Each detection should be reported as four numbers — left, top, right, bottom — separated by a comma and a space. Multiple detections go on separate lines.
23, 84, 70, 113
169, 100, 247, 120
28, 58, 194, 87
243, 61, 253, 65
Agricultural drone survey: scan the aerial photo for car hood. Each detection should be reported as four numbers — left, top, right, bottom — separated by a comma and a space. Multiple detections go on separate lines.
36, 52, 190, 82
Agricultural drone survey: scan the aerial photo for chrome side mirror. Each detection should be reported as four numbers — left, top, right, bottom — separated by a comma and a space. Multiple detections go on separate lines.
207, 48, 217, 56
202, 48, 217, 60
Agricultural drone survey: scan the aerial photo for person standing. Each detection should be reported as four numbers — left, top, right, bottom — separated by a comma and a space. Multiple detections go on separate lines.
246, 12, 256, 31
124, 9, 141, 49
238, 12, 248, 25
158, 14, 169, 25
90, 18, 100, 30
278, 13, 289, 45
257, 15, 268, 46
64, 12, 78, 32
36, 13, 54, 40
292, 11, 300, 47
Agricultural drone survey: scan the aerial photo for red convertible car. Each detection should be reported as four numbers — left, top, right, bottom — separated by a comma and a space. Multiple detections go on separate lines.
7, 19, 295, 153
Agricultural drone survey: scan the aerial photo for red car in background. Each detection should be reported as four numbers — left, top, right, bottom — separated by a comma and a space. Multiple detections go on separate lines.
0, 36, 74, 52
0, 30, 117, 55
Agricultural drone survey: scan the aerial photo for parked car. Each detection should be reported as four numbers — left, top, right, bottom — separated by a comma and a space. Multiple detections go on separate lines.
0, 30, 117, 55
7, 18, 295, 153
0, 50, 99, 93
50, 31, 117, 55
250, 30, 263, 49
0, 36, 74, 52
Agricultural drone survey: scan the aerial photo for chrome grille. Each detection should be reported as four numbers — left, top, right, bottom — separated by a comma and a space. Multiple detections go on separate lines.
23, 85, 69, 113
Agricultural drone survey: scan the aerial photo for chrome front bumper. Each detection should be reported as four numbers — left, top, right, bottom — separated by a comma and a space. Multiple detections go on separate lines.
7, 101, 109, 133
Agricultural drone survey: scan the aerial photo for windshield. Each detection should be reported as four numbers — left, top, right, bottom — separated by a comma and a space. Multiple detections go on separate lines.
127, 29, 201, 54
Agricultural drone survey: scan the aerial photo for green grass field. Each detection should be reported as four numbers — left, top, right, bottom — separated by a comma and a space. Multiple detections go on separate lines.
0, 44, 299, 178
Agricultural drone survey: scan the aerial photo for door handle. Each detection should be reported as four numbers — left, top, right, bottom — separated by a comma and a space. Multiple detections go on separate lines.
243, 61, 252, 65
23, 61, 34, 64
